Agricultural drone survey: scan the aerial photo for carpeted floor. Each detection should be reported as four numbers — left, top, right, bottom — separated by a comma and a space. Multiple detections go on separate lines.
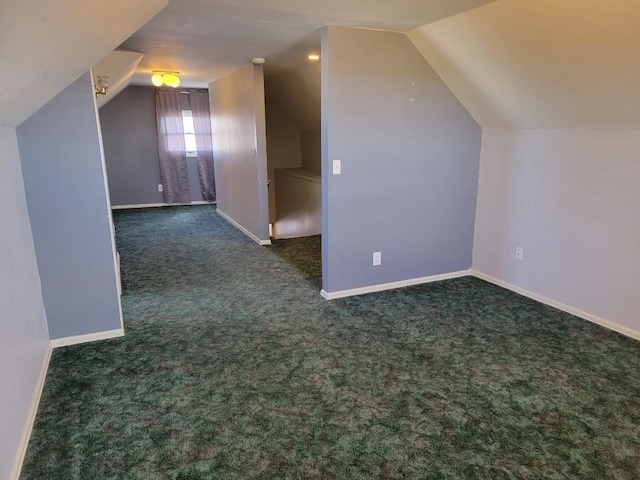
21, 205, 640, 479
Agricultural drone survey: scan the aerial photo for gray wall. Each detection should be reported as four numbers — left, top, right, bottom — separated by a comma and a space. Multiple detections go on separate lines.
99, 86, 164, 206
266, 63, 320, 133
0, 126, 50, 479
100, 86, 205, 206
474, 128, 640, 333
322, 26, 482, 293
301, 129, 321, 173
100, 85, 208, 206
265, 62, 321, 221
17, 72, 122, 339
265, 102, 302, 223
209, 64, 270, 242
266, 62, 321, 174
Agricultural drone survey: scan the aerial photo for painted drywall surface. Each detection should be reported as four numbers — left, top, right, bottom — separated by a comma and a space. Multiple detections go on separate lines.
473, 128, 640, 332
265, 103, 302, 223
100, 86, 164, 206
253, 65, 270, 240
209, 64, 270, 242
0, 127, 50, 478
265, 62, 321, 221
17, 72, 122, 339
124, 0, 495, 88
94, 51, 144, 109
265, 62, 320, 132
0, 0, 167, 126
322, 26, 481, 293
301, 129, 320, 173
408, 0, 640, 129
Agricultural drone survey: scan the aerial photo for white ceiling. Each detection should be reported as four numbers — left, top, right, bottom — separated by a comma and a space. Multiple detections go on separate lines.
121, 0, 495, 87
0, 0, 167, 127
408, 0, 640, 128
9, 0, 633, 131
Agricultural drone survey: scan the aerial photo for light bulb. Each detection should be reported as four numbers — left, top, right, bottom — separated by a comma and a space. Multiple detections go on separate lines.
151, 73, 164, 86
166, 73, 180, 88
95, 76, 109, 89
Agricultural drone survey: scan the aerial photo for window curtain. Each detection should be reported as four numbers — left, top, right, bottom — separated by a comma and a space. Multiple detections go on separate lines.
188, 89, 216, 202
155, 89, 190, 203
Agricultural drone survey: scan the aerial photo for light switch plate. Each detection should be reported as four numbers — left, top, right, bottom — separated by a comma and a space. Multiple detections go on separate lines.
332, 160, 341, 175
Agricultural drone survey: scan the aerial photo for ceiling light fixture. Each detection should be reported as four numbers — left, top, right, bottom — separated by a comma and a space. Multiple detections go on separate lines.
151, 71, 181, 88
308, 54, 320, 61
94, 76, 109, 96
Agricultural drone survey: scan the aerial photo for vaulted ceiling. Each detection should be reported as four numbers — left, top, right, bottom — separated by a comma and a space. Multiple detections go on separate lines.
121, 0, 495, 87
409, 0, 640, 128
0, 0, 167, 126
3, 0, 639, 130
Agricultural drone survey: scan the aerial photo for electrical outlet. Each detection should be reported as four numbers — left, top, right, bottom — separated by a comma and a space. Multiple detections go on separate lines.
373, 251, 381, 266
158, 184, 164, 192
515, 247, 524, 261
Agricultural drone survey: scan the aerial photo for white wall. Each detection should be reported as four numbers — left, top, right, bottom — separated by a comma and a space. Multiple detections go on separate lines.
473, 128, 640, 333
0, 127, 50, 479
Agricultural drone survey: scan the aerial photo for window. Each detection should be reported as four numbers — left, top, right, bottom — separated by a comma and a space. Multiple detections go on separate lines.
181, 109, 197, 157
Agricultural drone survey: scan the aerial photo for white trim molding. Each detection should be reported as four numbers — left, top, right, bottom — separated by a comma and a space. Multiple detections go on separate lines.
216, 209, 272, 246
50, 328, 125, 349
11, 344, 52, 480
470, 270, 640, 342
320, 270, 471, 300
111, 201, 215, 210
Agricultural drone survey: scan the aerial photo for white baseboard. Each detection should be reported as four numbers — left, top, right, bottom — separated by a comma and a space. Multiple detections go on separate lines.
11, 343, 52, 480
470, 269, 640, 341
320, 270, 471, 300
50, 328, 125, 348
111, 201, 215, 210
216, 209, 272, 246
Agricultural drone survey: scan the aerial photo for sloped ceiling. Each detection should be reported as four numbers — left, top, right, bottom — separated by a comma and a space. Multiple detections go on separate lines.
0, 0, 167, 127
266, 62, 321, 132
94, 51, 144, 109
408, 0, 640, 128
122, 0, 495, 87
264, 29, 321, 132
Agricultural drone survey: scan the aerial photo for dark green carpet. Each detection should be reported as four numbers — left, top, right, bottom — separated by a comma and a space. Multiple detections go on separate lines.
21, 205, 640, 479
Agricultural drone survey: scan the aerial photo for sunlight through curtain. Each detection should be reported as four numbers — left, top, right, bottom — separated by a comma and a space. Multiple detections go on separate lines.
188, 89, 216, 202
155, 89, 189, 203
